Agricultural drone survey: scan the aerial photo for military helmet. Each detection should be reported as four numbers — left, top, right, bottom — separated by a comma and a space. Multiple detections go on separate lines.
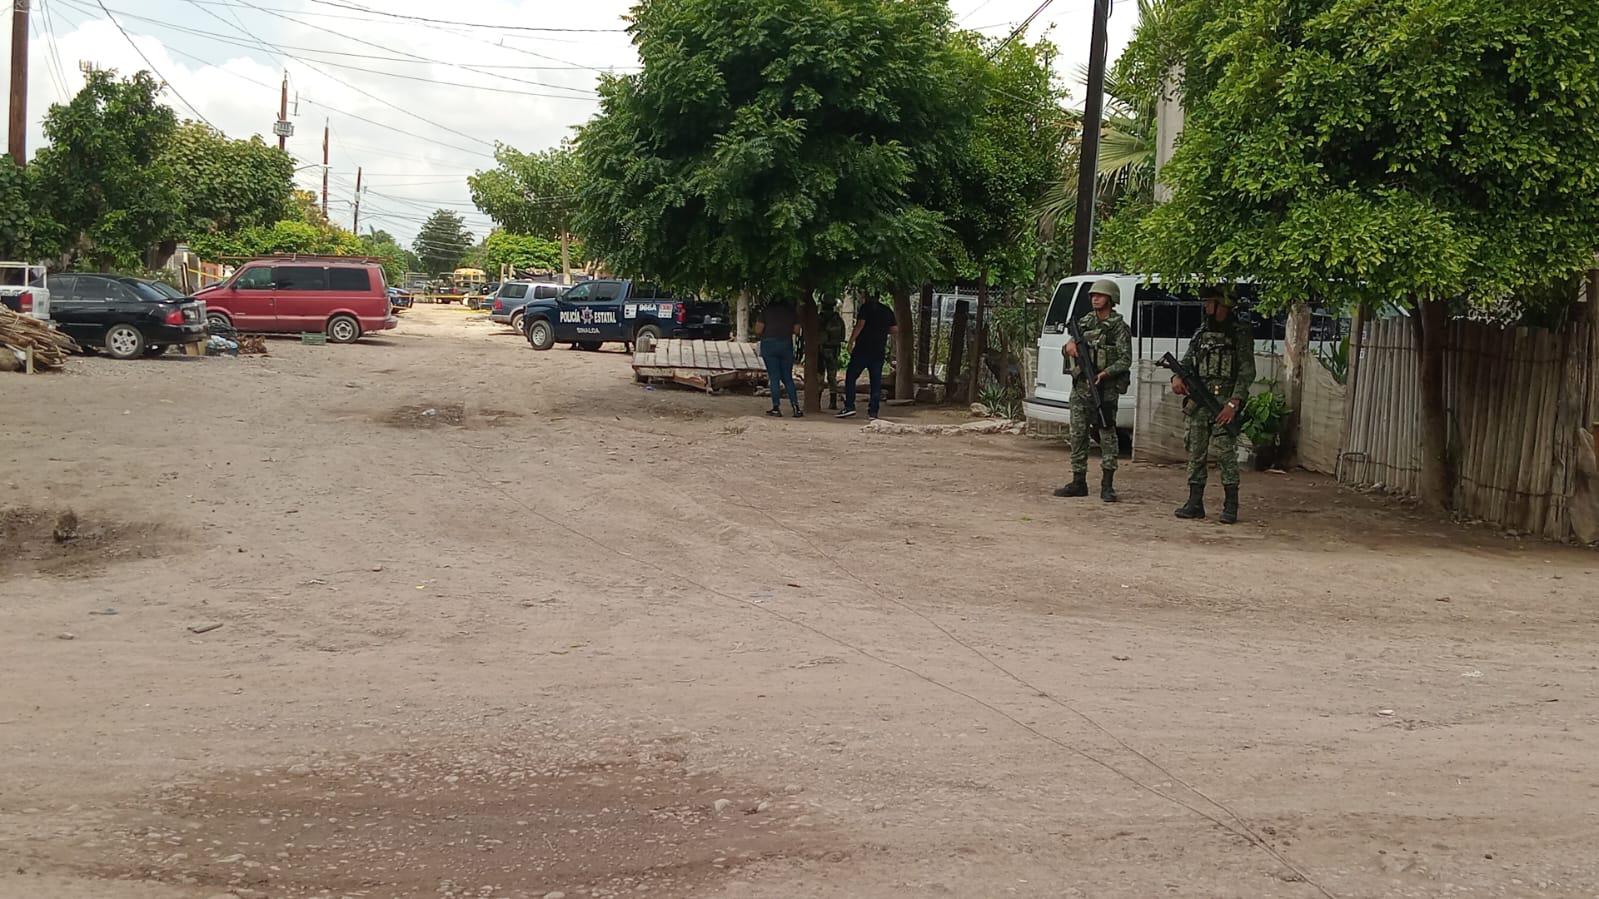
1200, 284, 1234, 307
1088, 278, 1121, 304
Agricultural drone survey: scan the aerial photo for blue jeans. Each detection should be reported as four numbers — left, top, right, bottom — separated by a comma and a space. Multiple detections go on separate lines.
760, 337, 798, 408
844, 351, 885, 417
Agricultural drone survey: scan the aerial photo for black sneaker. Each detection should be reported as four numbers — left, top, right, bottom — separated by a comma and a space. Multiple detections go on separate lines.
766, 408, 783, 417
836, 408, 857, 418
792, 407, 804, 418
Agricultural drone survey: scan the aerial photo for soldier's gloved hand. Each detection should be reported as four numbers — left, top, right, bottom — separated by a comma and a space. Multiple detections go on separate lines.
1170, 377, 1188, 396
1064, 340, 1079, 359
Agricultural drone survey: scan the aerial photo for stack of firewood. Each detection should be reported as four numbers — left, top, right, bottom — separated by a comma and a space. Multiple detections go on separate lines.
0, 306, 80, 371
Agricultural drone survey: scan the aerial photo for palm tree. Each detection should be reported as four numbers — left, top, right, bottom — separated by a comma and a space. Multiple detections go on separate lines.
1035, 0, 1169, 238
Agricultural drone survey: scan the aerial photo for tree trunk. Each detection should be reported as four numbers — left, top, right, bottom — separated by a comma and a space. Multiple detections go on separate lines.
962, 273, 989, 403
801, 289, 821, 414
1281, 300, 1312, 464
736, 289, 751, 342
1414, 296, 1454, 510
916, 282, 933, 380
892, 285, 914, 401
559, 233, 572, 285
945, 301, 969, 399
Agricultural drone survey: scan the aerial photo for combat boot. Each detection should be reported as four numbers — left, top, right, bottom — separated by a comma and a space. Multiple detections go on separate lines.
1174, 484, 1206, 519
1100, 471, 1118, 503
1219, 485, 1239, 525
1053, 473, 1089, 497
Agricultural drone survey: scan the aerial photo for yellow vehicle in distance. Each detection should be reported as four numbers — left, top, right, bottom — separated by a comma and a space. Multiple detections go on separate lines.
420, 268, 488, 305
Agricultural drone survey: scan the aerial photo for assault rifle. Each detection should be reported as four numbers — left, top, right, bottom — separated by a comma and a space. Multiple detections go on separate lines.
1155, 352, 1248, 437
1065, 317, 1113, 429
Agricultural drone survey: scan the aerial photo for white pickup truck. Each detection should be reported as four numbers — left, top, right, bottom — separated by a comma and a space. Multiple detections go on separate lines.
0, 262, 52, 320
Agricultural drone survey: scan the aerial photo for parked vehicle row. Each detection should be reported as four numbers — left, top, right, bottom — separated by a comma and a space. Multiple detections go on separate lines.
488, 281, 568, 330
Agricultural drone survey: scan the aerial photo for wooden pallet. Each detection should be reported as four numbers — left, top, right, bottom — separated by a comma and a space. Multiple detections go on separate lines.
631, 339, 770, 393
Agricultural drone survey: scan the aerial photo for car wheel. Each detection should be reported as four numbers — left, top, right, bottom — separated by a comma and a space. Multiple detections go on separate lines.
143, 344, 167, 358
634, 324, 662, 353
326, 314, 361, 344
576, 340, 603, 352
206, 312, 231, 331
104, 324, 145, 360
527, 318, 556, 351
509, 310, 524, 333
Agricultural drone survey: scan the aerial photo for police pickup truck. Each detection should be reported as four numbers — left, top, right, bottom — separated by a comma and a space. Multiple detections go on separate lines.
520, 279, 731, 351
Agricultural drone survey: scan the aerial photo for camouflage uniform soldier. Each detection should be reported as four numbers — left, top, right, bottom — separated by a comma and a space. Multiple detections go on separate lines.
1053, 279, 1132, 502
1172, 285, 1255, 524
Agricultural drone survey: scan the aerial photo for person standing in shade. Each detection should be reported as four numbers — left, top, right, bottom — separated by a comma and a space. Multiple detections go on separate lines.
1054, 279, 1132, 502
1172, 285, 1255, 523
837, 293, 897, 420
755, 297, 802, 417
818, 296, 847, 410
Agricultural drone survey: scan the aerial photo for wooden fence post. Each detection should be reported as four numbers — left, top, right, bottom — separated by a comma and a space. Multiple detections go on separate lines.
945, 300, 969, 399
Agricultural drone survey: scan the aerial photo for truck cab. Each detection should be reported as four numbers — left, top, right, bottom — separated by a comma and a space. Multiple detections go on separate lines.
520, 279, 731, 352
0, 262, 52, 321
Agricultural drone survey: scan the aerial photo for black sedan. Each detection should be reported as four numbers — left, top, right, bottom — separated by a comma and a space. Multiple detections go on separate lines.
47, 274, 208, 359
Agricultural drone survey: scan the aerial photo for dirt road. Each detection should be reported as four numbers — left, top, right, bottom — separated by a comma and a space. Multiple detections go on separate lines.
3, 305, 1596, 899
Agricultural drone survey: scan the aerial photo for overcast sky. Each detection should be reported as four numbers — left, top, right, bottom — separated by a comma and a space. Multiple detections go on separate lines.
2, 0, 1138, 247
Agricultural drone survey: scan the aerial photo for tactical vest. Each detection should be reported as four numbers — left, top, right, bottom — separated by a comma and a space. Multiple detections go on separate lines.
1192, 322, 1243, 390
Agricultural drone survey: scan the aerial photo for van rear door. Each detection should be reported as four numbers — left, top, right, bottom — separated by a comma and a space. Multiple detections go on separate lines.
1032, 277, 1095, 410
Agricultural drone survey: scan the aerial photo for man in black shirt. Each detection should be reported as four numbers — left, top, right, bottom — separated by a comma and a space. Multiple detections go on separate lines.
838, 293, 897, 419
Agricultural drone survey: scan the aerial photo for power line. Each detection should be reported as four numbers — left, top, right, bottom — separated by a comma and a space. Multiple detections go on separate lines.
988, 0, 1056, 58
294, 0, 628, 33
91, 0, 219, 128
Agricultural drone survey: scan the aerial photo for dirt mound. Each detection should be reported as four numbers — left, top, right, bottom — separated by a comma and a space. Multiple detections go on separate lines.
85, 744, 831, 898
383, 403, 522, 429
0, 507, 173, 580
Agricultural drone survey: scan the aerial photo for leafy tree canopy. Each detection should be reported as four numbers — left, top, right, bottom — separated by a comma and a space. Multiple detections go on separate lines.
469, 144, 581, 241
0, 159, 57, 260
413, 209, 475, 274
161, 121, 296, 240
31, 69, 179, 270
475, 231, 566, 275
574, 0, 967, 297
1127, 0, 1599, 313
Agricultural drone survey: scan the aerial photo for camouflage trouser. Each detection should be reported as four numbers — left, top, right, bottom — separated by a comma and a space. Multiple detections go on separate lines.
1070, 393, 1120, 473
820, 345, 841, 404
1185, 411, 1240, 486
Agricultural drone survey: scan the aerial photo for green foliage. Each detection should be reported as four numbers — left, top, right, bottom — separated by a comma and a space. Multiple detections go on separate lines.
161, 121, 295, 240
30, 70, 179, 269
187, 219, 363, 260
1316, 333, 1350, 385
1241, 388, 1291, 449
469, 144, 581, 243
0, 158, 56, 260
476, 231, 565, 274
1128, 0, 1599, 315
413, 209, 474, 274
977, 382, 1023, 420
575, 0, 969, 297
357, 231, 417, 286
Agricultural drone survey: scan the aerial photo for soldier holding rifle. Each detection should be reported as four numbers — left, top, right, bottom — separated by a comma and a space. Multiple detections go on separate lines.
1167, 285, 1255, 524
1054, 279, 1132, 503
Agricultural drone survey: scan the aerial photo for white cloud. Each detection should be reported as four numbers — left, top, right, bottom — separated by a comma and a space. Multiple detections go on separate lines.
5, 0, 1135, 245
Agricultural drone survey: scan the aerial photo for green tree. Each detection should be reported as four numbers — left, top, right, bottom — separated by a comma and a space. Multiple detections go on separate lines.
358, 230, 420, 286
161, 122, 295, 254
576, 0, 964, 411
1128, 0, 1599, 509
31, 69, 179, 270
412, 209, 474, 274
476, 231, 563, 276
469, 144, 582, 282
0, 159, 57, 260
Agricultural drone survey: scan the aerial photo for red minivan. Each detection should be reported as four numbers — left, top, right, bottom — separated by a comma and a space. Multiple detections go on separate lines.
198, 257, 396, 343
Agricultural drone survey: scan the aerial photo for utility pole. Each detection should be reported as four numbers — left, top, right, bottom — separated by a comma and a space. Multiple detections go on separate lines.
1070, 0, 1112, 275
273, 71, 292, 151
321, 120, 329, 219
8, 0, 29, 166
352, 166, 362, 233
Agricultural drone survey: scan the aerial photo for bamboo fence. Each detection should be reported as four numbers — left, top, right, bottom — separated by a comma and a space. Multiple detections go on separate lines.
1338, 313, 1597, 540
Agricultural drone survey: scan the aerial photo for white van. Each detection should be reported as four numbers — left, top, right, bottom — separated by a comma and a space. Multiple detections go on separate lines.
1025, 273, 1277, 427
